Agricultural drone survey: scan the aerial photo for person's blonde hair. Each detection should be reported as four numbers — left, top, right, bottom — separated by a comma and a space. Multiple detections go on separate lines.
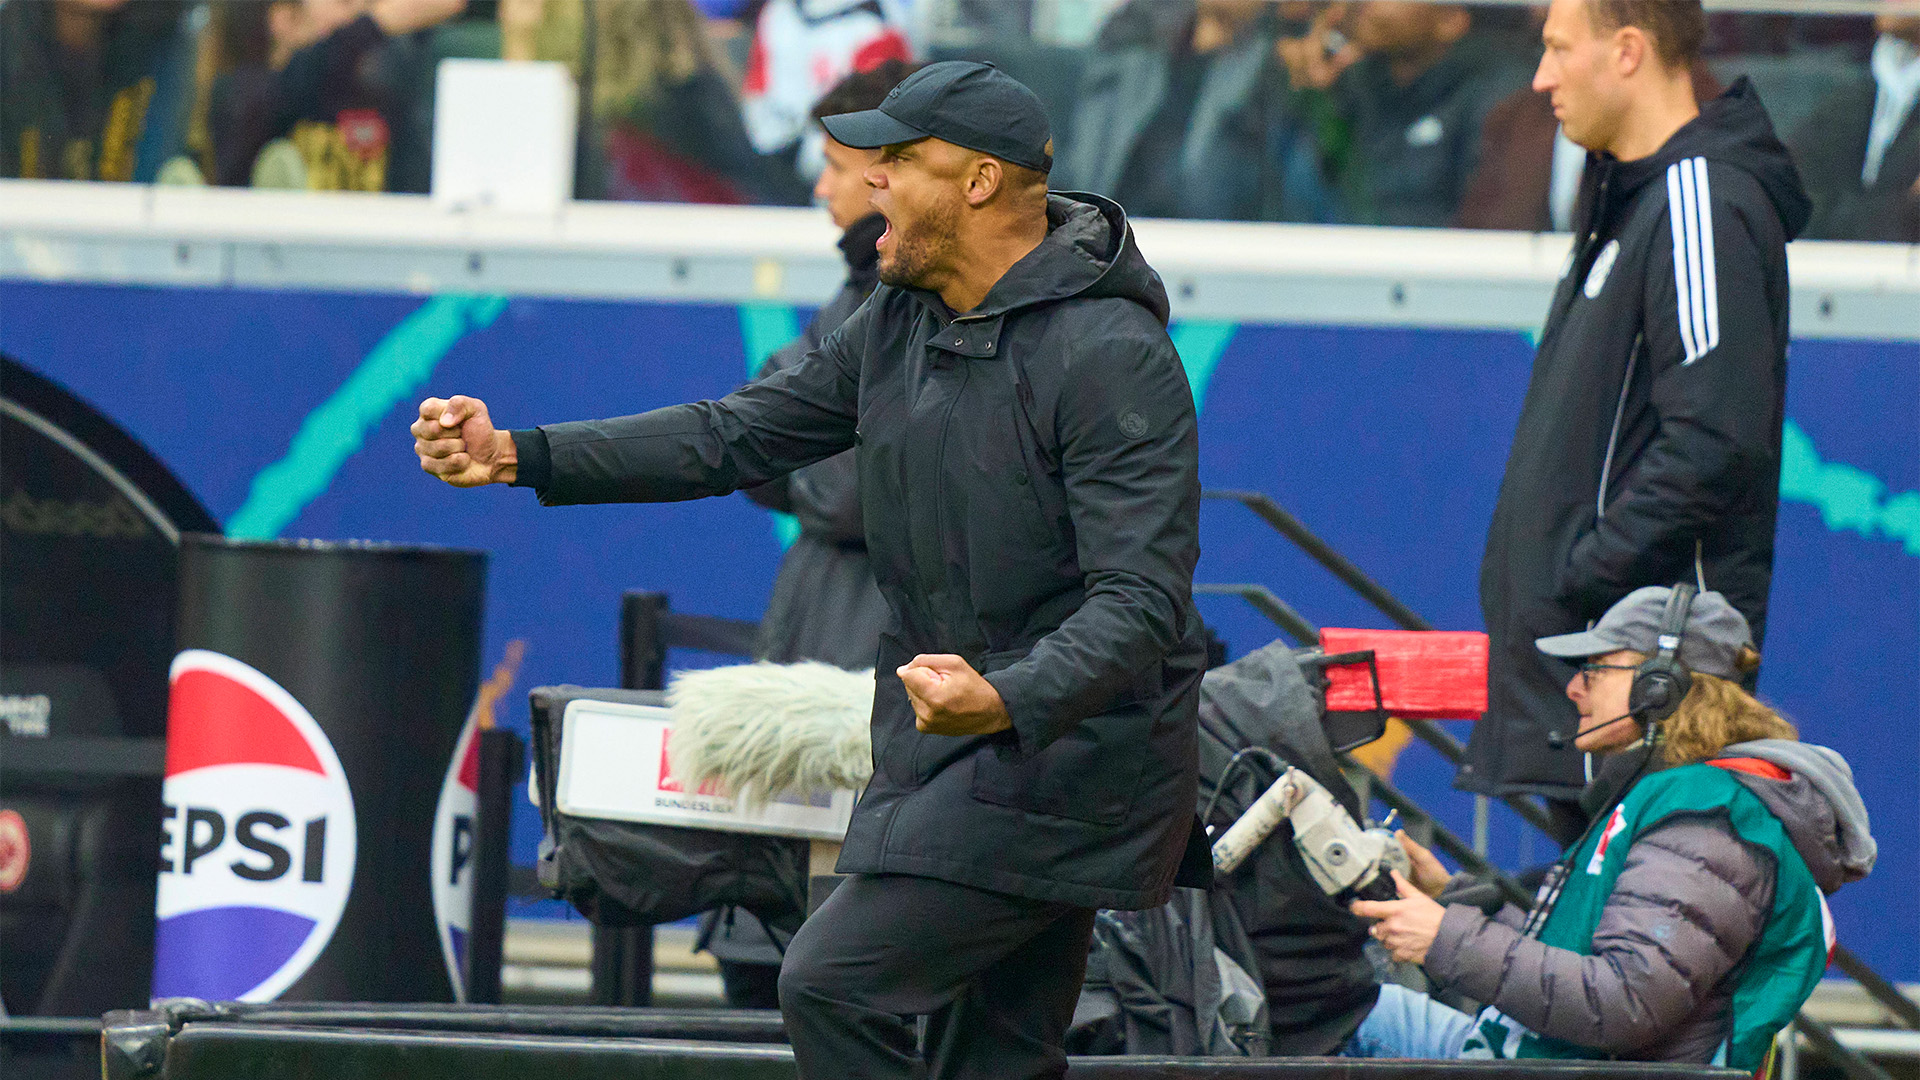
1658, 646, 1797, 765
536, 0, 731, 119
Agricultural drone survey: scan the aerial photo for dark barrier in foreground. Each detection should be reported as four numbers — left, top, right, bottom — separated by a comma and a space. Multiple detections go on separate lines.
99, 1002, 1745, 1080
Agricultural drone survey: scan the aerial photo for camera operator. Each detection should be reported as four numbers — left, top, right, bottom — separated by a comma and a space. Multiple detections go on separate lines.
1345, 587, 1874, 1070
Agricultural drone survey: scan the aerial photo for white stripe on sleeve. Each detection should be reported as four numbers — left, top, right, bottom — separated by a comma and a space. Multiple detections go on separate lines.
1667, 163, 1700, 364
1691, 156, 1719, 357
1667, 157, 1720, 365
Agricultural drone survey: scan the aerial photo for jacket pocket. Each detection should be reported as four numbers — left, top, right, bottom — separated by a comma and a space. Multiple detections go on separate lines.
969, 645, 1148, 826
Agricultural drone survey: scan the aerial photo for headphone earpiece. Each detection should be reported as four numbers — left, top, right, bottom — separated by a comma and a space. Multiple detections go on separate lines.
1629, 584, 1696, 726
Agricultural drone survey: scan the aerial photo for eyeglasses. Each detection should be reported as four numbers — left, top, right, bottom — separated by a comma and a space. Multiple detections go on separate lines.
1578, 662, 1638, 690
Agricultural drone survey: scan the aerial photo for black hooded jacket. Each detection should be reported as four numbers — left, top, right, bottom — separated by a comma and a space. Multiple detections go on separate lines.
512, 193, 1206, 910
1466, 80, 1812, 800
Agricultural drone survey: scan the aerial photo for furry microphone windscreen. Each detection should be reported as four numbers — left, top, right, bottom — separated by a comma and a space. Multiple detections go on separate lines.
665, 661, 876, 809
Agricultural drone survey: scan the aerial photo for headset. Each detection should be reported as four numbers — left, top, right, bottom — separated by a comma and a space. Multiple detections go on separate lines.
1547, 582, 1696, 750
1524, 582, 1697, 936
1627, 582, 1696, 728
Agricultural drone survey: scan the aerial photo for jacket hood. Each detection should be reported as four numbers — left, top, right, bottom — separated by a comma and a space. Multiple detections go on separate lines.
960, 191, 1172, 326
1719, 739, 1875, 894
1610, 77, 1812, 240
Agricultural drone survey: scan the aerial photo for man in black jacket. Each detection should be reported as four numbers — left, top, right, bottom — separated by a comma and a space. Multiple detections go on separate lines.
412, 61, 1206, 1080
1466, 0, 1810, 819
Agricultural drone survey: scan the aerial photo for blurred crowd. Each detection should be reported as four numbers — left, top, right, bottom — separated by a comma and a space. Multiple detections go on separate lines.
1, 0, 1915, 240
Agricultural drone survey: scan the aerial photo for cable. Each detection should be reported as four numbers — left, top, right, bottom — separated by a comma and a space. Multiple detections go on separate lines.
1200, 745, 1289, 835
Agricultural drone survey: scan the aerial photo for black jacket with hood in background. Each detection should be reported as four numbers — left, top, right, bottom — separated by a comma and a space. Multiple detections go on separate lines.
512, 193, 1207, 911
1467, 80, 1812, 801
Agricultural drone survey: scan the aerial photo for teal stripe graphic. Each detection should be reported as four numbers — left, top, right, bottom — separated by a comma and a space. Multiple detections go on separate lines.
740, 303, 802, 377
1781, 419, 1920, 557
227, 294, 508, 539
1169, 320, 1237, 412
738, 303, 804, 550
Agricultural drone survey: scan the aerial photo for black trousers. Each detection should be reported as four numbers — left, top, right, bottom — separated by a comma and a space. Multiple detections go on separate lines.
776, 873, 1097, 1080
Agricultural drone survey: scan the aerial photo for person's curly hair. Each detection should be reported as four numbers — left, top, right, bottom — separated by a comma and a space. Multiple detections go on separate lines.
1658, 646, 1797, 765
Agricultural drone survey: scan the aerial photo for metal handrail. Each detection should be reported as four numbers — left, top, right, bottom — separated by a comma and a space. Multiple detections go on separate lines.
1204, 489, 1565, 839
1797, 1014, 1897, 1080
1193, 583, 1318, 647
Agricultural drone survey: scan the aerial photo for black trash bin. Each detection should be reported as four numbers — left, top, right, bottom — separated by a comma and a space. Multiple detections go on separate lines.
154, 536, 485, 1004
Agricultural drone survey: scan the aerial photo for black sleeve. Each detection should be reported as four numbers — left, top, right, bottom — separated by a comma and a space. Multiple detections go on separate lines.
274, 14, 386, 123
984, 331, 1200, 754
527, 304, 866, 506
737, 338, 811, 513
509, 427, 551, 490
1558, 162, 1783, 614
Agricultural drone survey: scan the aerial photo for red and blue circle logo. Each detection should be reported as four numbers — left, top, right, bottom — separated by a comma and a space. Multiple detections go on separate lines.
153, 650, 356, 1002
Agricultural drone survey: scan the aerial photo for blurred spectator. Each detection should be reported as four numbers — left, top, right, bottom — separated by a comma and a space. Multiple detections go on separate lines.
688, 0, 762, 83
1456, 62, 1720, 232
1056, 0, 1341, 223
1285, 2, 1531, 227
535, 0, 807, 204
1, 0, 197, 182
1789, 9, 1920, 242
740, 0, 912, 173
205, 0, 466, 191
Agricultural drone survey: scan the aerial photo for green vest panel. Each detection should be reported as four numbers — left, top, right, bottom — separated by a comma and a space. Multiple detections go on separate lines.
1464, 763, 1827, 1070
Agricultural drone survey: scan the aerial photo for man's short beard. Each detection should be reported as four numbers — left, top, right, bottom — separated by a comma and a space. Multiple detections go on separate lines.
878, 197, 960, 291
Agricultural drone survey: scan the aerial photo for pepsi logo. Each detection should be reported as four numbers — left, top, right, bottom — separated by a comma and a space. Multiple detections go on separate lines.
430, 713, 479, 1000
0, 808, 28, 893
154, 650, 356, 1002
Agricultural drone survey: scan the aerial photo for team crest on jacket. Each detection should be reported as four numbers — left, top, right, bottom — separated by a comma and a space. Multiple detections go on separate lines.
154, 650, 356, 1002
1584, 239, 1621, 299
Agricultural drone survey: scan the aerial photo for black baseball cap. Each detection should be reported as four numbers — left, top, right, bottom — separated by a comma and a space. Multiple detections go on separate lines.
819, 60, 1052, 173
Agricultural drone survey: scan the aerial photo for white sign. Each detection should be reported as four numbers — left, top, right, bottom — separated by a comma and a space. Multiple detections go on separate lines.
556, 699, 854, 840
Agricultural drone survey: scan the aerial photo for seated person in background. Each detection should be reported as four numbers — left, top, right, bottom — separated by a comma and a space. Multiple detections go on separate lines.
1789, 8, 1920, 242
559, 0, 810, 205
1281, 1, 1531, 227
1346, 587, 1874, 1069
1, 0, 195, 182
208, 0, 466, 191
1056, 0, 1340, 223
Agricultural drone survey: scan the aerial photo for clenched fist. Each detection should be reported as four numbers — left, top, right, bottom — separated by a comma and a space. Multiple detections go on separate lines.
897, 655, 1012, 737
413, 395, 517, 487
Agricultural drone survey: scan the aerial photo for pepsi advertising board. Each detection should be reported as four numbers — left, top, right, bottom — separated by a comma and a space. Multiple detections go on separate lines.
158, 536, 485, 1002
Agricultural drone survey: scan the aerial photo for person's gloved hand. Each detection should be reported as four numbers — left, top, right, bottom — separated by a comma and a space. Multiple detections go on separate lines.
897, 655, 1012, 737
1351, 871, 1446, 966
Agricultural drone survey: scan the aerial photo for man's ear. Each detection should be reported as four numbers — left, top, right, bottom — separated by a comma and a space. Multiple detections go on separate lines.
1613, 25, 1649, 78
965, 157, 1003, 208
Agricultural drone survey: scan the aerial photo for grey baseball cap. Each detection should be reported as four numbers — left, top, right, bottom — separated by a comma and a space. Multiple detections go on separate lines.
1535, 586, 1753, 678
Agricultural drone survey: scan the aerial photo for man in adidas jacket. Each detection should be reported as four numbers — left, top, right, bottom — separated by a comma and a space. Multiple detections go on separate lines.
1466, 0, 1811, 818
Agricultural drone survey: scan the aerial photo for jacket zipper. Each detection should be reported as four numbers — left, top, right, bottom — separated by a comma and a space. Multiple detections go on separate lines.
1596, 336, 1710, 594
1596, 332, 1642, 521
